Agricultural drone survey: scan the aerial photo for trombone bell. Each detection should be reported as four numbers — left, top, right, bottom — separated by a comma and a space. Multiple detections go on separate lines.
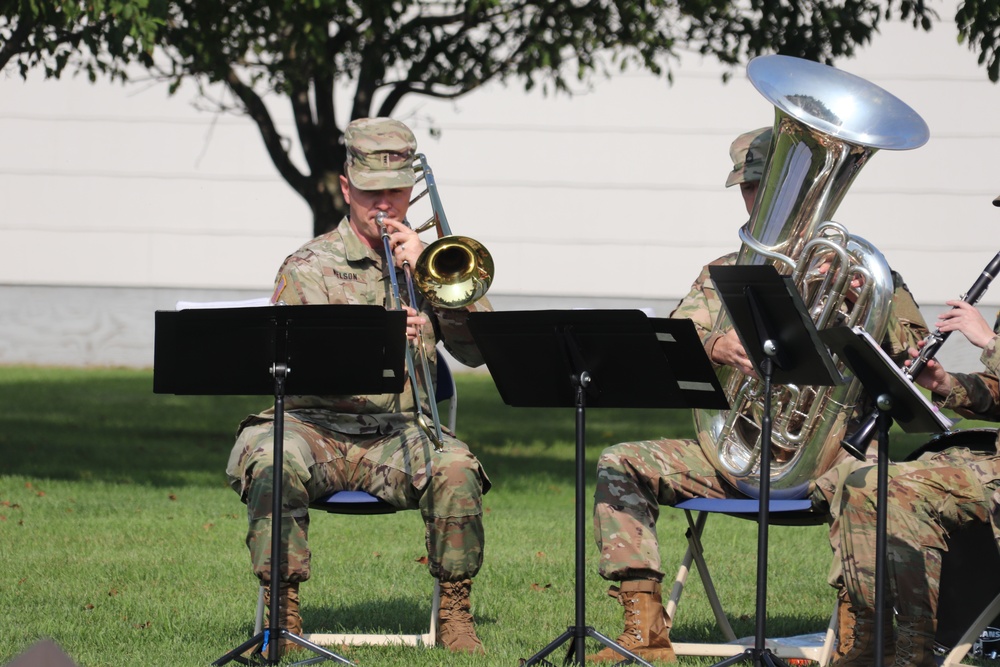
414, 235, 494, 309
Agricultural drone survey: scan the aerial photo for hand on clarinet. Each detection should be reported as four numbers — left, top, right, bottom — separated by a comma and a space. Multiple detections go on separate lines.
905, 340, 953, 396
935, 300, 997, 349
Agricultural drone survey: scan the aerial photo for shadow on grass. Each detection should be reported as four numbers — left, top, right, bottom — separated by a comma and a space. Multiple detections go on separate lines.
300, 598, 498, 636
671, 610, 835, 643
0, 368, 265, 486
1, 367, 963, 496
0, 369, 697, 489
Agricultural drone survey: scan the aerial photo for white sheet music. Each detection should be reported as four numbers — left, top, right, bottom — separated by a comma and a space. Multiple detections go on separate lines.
174, 297, 271, 310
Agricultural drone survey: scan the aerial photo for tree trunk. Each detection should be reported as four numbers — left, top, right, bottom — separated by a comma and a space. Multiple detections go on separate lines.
307, 172, 349, 237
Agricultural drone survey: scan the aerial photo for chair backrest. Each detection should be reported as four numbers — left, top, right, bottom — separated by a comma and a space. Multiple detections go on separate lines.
904, 428, 998, 461
435, 350, 454, 403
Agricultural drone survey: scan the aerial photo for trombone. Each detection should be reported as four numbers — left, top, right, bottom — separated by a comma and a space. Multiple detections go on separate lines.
409, 153, 494, 308
376, 154, 494, 449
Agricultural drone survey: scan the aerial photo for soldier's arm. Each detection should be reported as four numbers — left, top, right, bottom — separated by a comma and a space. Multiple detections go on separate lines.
940, 340, 1000, 421
269, 251, 324, 305
670, 263, 724, 362
881, 272, 930, 366
433, 296, 493, 368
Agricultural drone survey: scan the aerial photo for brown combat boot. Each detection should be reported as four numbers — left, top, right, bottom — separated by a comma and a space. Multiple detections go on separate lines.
587, 580, 676, 663
260, 582, 303, 659
893, 616, 936, 667
437, 579, 485, 654
830, 588, 894, 666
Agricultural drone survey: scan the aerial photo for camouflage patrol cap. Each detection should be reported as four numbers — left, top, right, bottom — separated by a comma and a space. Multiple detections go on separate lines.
725, 126, 773, 188
344, 117, 417, 191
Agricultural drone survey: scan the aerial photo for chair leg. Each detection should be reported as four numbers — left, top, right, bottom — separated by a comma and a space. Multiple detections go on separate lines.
680, 510, 738, 642
298, 577, 441, 648
665, 511, 702, 619
669, 509, 837, 664
254, 584, 265, 635
817, 597, 839, 667
943, 592, 1000, 666
428, 578, 441, 646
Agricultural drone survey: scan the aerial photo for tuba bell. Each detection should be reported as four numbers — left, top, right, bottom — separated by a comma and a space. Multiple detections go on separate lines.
692, 55, 929, 496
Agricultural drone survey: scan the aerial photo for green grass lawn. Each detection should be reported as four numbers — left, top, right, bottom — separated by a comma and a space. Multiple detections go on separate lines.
0, 366, 958, 666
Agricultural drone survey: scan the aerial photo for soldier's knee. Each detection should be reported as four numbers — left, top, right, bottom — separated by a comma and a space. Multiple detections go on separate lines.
434, 448, 488, 496
435, 448, 479, 478
597, 445, 627, 473
841, 480, 877, 513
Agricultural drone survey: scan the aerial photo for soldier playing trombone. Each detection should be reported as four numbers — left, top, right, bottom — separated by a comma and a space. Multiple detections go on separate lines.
225, 117, 492, 658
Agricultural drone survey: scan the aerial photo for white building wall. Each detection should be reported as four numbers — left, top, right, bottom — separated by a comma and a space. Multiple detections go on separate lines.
0, 4, 997, 371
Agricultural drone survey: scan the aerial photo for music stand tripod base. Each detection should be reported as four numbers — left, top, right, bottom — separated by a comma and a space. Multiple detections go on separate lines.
707, 265, 842, 667
211, 364, 355, 667
820, 325, 953, 667
468, 310, 726, 667
153, 304, 406, 667
517, 372, 656, 667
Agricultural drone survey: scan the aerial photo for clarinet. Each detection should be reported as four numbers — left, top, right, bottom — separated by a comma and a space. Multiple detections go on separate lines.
840, 250, 1000, 459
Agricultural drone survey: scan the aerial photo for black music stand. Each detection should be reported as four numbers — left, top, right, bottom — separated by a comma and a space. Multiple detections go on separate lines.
821, 325, 952, 667
708, 265, 842, 667
467, 309, 728, 666
154, 304, 406, 666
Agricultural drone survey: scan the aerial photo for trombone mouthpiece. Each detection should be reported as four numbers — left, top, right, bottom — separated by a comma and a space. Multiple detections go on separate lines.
376, 211, 390, 238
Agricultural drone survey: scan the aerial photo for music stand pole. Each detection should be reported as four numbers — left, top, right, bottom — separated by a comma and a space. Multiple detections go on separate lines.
466, 310, 729, 667
573, 372, 590, 663
707, 265, 846, 667
267, 363, 289, 664
711, 352, 786, 667
521, 367, 656, 667
873, 398, 892, 667
819, 324, 955, 667
755, 355, 776, 662
213, 362, 353, 667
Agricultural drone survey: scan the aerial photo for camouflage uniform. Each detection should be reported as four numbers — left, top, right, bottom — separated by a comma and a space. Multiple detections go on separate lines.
593, 251, 928, 583
838, 338, 1000, 619
226, 215, 493, 584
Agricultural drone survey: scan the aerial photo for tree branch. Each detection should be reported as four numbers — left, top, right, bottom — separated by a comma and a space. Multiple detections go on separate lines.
313, 71, 340, 169
289, 82, 320, 174
351, 39, 383, 120
224, 67, 309, 199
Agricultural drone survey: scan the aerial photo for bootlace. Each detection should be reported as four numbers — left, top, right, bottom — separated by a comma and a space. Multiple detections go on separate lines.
439, 582, 473, 621
618, 591, 644, 645
894, 631, 916, 665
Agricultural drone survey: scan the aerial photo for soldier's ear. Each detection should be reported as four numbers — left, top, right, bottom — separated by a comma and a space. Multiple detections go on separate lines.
340, 175, 351, 204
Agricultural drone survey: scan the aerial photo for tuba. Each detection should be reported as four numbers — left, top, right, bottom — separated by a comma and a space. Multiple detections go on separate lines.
692, 55, 929, 496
